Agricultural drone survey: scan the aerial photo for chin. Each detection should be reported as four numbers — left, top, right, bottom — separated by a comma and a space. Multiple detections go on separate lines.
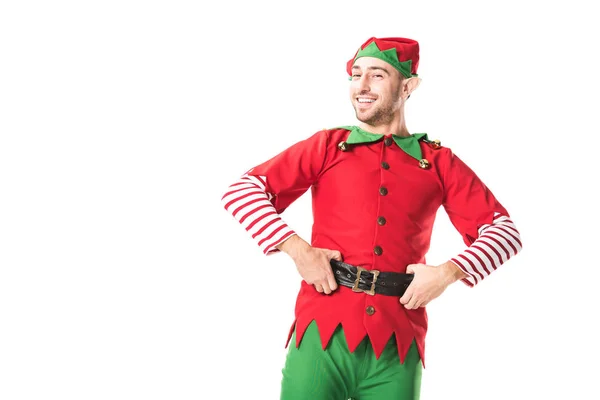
355, 110, 374, 123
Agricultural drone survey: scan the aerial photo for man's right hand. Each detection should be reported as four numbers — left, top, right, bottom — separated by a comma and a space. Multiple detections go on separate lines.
275, 234, 342, 294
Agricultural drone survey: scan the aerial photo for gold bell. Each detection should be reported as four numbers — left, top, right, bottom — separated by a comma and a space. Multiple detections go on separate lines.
430, 139, 441, 149
337, 141, 349, 152
419, 159, 431, 169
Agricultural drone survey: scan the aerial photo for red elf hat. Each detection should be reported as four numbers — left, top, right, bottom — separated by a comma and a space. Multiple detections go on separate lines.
346, 37, 420, 79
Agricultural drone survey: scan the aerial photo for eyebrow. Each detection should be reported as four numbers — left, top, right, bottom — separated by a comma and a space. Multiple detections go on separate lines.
352, 65, 390, 74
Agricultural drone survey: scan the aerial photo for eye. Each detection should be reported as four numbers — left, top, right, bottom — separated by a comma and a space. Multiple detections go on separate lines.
352, 74, 361, 79
373, 74, 383, 79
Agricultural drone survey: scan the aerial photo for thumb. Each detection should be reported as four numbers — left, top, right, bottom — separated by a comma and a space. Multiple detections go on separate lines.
329, 250, 342, 261
406, 264, 416, 274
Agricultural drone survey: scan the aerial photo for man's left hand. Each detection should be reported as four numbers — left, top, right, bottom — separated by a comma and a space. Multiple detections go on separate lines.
399, 261, 467, 309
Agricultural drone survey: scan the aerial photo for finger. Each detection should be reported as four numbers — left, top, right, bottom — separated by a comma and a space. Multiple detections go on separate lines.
406, 294, 419, 309
329, 250, 342, 261
405, 264, 419, 274
315, 284, 324, 293
400, 294, 412, 307
327, 272, 338, 292
399, 288, 412, 305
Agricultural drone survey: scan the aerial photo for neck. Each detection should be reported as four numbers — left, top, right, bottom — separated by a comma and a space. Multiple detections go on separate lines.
357, 106, 410, 137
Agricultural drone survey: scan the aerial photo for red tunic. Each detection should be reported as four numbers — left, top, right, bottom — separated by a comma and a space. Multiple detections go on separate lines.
223, 127, 519, 365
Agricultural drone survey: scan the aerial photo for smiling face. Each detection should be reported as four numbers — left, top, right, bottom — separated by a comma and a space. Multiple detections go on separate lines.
349, 56, 404, 127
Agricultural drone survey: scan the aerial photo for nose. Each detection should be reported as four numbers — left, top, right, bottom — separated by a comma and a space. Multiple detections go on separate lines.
358, 75, 370, 92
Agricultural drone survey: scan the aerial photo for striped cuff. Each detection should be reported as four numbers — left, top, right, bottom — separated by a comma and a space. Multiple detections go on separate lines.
451, 212, 522, 287
221, 174, 296, 255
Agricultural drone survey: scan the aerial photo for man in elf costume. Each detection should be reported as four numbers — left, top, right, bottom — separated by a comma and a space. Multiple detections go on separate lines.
221, 37, 522, 399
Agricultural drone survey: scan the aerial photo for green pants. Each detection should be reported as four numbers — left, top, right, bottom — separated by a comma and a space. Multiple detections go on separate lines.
280, 321, 422, 400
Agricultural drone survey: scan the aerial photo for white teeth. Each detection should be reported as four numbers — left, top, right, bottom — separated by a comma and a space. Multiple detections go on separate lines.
357, 98, 375, 103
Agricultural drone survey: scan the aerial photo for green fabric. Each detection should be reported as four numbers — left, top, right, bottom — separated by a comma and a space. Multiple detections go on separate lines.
336, 125, 429, 160
280, 321, 422, 400
354, 41, 416, 79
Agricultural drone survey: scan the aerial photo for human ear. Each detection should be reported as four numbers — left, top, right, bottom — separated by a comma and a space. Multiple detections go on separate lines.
403, 77, 422, 97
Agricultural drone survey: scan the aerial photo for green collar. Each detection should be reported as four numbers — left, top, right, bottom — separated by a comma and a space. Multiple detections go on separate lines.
336, 126, 429, 160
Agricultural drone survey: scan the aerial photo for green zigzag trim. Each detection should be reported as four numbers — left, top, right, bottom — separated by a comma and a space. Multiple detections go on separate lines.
354, 41, 415, 79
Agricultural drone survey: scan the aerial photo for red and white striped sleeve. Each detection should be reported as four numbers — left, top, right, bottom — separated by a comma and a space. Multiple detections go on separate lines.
221, 129, 331, 255
450, 212, 522, 287
439, 149, 522, 286
221, 173, 296, 255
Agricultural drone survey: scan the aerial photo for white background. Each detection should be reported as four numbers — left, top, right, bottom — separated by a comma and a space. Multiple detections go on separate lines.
1, 1, 599, 399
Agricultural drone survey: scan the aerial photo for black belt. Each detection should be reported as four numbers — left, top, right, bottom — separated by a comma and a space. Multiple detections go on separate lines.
330, 259, 413, 296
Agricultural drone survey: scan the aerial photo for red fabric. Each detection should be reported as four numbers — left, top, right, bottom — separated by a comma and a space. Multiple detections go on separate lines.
346, 37, 420, 76
247, 128, 508, 366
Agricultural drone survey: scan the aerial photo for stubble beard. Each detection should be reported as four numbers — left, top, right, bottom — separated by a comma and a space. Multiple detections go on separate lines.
354, 102, 394, 126
353, 87, 402, 127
